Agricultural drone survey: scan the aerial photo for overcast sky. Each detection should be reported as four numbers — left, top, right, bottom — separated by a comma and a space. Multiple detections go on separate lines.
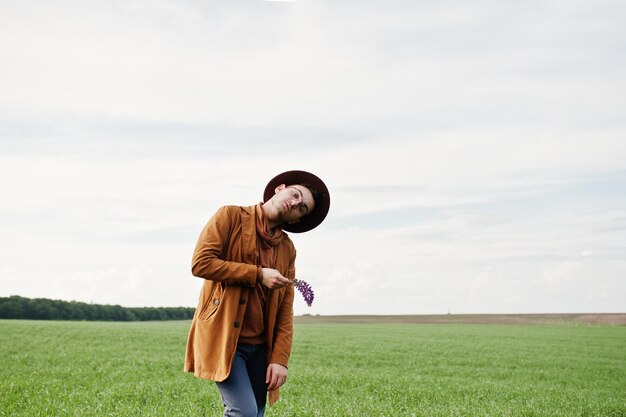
1, 0, 625, 316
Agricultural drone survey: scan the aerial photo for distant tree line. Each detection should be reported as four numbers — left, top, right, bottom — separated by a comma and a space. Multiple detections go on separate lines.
0, 296, 195, 321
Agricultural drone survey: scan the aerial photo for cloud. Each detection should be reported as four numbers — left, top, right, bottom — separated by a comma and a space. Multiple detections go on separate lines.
1, 0, 625, 314
3, 0, 624, 130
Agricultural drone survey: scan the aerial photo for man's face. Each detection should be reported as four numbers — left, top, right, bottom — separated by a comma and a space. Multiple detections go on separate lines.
272, 184, 316, 224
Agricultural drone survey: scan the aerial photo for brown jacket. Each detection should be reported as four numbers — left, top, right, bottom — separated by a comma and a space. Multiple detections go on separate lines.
184, 205, 295, 405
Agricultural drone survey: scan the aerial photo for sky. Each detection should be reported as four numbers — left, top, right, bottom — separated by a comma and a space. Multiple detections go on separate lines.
1, 0, 625, 316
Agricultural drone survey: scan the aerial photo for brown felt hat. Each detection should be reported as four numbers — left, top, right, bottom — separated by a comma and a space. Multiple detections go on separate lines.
263, 170, 330, 233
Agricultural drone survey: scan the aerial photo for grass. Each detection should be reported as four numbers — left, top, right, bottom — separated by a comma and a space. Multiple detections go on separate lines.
1, 319, 624, 416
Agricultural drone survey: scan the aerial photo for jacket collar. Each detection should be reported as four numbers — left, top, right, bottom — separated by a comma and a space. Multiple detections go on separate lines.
242, 205, 256, 216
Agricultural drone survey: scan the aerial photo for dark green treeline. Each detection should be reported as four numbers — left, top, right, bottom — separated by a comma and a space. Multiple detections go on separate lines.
0, 296, 194, 321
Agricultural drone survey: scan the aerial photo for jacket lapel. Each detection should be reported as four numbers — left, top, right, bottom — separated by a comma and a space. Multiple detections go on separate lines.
240, 205, 257, 265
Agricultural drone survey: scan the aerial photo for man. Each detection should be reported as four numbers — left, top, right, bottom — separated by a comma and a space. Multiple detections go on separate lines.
184, 170, 330, 417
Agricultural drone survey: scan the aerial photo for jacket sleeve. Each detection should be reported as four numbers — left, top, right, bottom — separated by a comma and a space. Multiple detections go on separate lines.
191, 206, 257, 286
269, 247, 296, 366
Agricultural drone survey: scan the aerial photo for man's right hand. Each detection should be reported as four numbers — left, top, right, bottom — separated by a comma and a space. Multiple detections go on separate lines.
260, 268, 291, 289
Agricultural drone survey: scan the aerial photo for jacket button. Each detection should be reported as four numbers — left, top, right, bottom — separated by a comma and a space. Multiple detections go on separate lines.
234, 321, 240, 328
213, 299, 220, 306
239, 298, 246, 305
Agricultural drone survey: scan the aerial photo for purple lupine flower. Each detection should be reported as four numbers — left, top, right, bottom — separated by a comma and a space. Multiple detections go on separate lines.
293, 278, 314, 306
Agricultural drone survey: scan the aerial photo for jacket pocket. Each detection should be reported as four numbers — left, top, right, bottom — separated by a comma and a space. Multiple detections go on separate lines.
199, 283, 224, 321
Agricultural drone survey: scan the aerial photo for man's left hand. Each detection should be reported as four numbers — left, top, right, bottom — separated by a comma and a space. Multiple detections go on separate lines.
266, 363, 288, 390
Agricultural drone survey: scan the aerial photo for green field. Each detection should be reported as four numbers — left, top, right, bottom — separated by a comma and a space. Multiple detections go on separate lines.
1, 319, 624, 416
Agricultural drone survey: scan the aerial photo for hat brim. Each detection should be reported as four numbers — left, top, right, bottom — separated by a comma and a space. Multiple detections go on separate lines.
263, 170, 330, 233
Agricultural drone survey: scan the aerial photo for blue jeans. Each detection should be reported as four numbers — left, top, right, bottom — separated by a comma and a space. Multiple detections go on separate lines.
216, 343, 268, 417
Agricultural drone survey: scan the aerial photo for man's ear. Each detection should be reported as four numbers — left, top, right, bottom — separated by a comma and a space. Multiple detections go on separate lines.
274, 184, 286, 194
